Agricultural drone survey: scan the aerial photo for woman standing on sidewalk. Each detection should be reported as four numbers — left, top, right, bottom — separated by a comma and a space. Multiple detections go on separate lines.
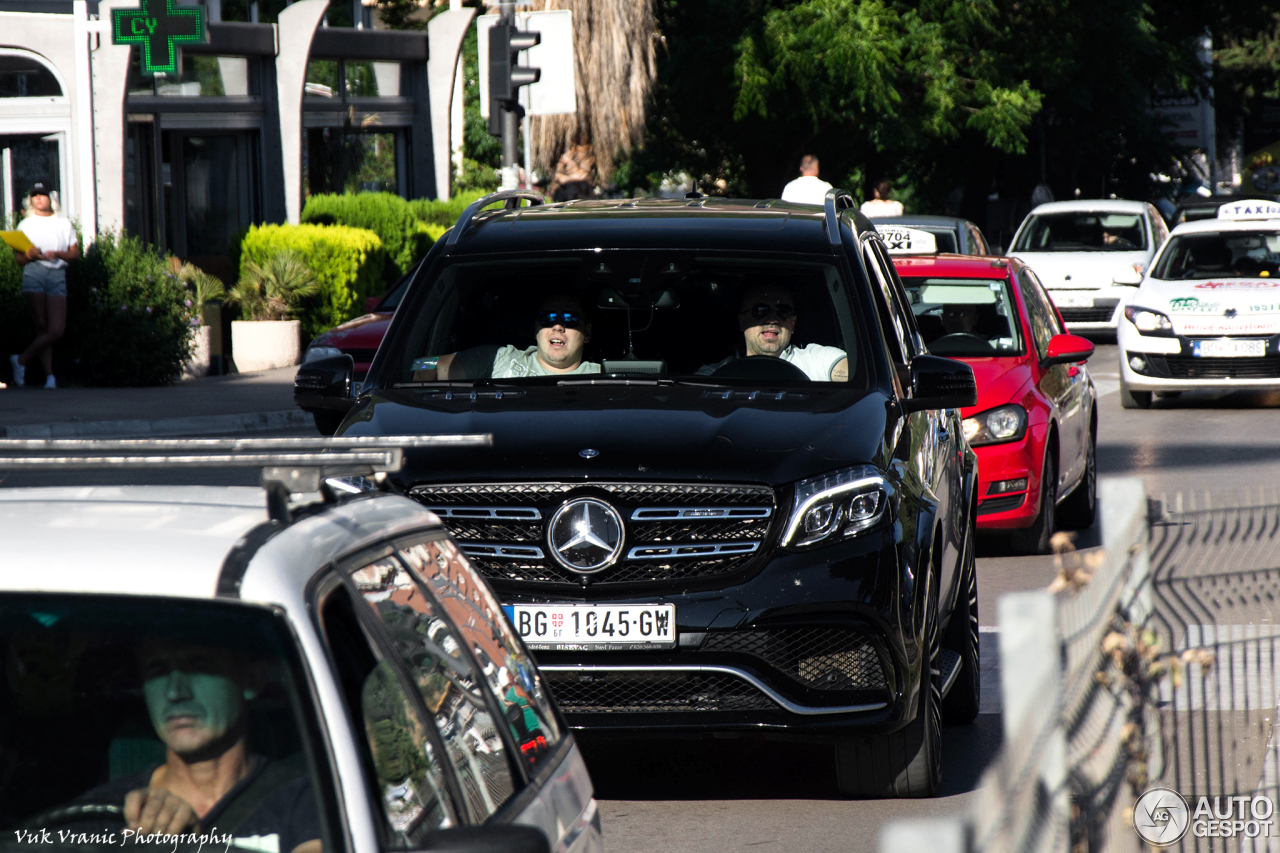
9, 180, 77, 389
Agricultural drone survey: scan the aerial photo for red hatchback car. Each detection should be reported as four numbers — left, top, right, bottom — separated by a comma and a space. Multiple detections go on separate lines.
891, 254, 1098, 553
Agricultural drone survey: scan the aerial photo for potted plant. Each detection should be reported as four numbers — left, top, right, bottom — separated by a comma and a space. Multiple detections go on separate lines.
226, 251, 319, 372
177, 262, 226, 379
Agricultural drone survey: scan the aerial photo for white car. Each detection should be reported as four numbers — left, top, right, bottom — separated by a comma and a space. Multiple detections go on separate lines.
0, 437, 601, 853
1118, 200, 1280, 407
1009, 199, 1170, 331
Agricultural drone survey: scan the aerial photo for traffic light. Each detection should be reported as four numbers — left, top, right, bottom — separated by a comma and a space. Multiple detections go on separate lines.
488, 22, 541, 135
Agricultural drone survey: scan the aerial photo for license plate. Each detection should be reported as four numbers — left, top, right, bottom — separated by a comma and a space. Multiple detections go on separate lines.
1049, 290, 1094, 308
1192, 339, 1266, 358
504, 604, 676, 650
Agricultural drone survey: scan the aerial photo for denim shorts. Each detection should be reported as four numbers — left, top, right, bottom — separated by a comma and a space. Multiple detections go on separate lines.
20, 263, 67, 298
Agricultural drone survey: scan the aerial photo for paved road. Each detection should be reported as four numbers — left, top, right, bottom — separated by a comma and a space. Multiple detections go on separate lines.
8, 344, 1280, 852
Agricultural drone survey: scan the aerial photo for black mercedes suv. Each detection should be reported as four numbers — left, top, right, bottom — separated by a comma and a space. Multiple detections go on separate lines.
296, 189, 980, 798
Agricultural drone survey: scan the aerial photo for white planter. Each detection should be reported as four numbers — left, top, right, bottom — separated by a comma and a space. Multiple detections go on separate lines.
231, 320, 301, 372
182, 325, 212, 380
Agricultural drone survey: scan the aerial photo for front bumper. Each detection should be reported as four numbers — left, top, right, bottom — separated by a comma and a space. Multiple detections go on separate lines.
503, 530, 923, 739
971, 423, 1047, 530
1044, 284, 1136, 330
1118, 325, 1280, 391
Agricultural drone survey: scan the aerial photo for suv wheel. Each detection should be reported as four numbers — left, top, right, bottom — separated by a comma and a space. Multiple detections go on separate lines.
941, 521, 980, 725
1119, 377, 1152, 409
1057, 428, 1096, 530
836, 575, 941, 798
1013, 452, 1056, 555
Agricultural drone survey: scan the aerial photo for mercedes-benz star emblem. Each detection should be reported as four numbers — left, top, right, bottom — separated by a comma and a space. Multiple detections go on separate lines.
1133, 787, 1190, 846
547, 498, 624, 574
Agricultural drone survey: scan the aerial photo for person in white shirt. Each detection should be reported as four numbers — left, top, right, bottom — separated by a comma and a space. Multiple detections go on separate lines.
699, 285, 849, 382
10, 181, 77, 389
780, 155, 833, 206
860, 178, 905, 218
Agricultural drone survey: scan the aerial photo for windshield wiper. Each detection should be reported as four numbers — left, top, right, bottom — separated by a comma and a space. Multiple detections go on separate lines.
557, 377, 671, 386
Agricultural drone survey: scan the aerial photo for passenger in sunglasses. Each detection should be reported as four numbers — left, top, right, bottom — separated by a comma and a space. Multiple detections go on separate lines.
698, 285, 848, 381
414, 294, 600, 380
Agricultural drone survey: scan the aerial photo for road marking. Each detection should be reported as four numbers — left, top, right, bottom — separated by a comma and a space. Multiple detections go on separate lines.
1094, 379, 1119, 397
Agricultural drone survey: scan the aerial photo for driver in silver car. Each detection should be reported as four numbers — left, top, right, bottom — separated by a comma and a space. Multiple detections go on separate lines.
76, 640, 321, 853
699, 285, 849, 381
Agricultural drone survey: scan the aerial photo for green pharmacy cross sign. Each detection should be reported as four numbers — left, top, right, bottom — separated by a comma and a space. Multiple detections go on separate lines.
112, 0, 206, 76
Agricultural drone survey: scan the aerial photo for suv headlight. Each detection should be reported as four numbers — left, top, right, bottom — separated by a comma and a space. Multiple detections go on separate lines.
781, 465, 887, 549
962, 404, 1027, 446
1123, 306, 1173, 335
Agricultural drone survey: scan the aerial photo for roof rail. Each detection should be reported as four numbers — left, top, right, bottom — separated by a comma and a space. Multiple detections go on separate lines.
0, 435, 492, 522
445, 189, 546, 247
824, 189, 856, 248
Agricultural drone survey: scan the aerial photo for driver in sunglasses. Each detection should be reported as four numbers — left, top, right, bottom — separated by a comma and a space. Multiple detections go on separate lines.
698, 285, 848, 381
415, 294, 600, 380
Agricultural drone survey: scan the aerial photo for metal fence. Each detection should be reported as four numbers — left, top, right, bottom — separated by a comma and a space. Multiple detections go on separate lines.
883, 478, 1154, 853
884, 483, 1280, 853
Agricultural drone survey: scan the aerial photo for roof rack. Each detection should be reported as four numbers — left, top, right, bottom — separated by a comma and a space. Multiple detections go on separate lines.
0, 435, 492, 523
445, 189, 546, 247
823, 189, 856, 249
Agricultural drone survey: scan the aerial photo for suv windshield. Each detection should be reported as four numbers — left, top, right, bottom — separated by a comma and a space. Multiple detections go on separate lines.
1014, 212, 1147, 252
1150, 230, 1280, 279
0, 595, 335, 853
388, 252, 869, 387
901, 277, 1024, 357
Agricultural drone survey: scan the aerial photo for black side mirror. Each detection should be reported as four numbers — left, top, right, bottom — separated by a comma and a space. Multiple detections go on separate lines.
902, 354, 977, 412
415, 825, 551, 853
294, 354, 356, 414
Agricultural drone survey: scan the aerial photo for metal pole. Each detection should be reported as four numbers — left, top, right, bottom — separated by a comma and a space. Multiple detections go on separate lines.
499, 0, 518, 188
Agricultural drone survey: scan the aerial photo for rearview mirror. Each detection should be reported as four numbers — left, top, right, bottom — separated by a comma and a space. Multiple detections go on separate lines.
1112, 267, 1143, 286
1042, 333, 1095, 367
294, 354, 356, 414
902, 354, 977, 412
415, 825, 551, 852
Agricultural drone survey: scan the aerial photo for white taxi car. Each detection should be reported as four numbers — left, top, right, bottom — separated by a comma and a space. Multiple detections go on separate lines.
1118, 200, 1280, 408
1010, 199, 1170, 331
0, 437, 601, 853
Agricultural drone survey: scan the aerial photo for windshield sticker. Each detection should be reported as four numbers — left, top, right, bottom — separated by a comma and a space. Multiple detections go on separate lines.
1168, 298, 1220, 313
1194, 280, 1280, 290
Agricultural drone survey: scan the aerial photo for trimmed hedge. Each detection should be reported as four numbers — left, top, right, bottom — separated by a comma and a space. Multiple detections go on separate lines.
238, 223, 385, 341
409, 190, 490, 228
301, 192, 434, 278
0, 249, 32, 378
65, 234, 193, 386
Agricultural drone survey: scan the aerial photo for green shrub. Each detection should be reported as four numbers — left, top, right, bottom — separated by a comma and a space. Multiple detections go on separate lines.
63, 233, 193, 387
0, 250, 31, 377
301, 192, 432, 278
228, 250, 319, 321
238, 223, 384, 341
409, 190, 491, 229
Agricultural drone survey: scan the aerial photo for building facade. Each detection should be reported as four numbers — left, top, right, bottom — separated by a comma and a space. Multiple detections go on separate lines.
0, 0, 471, 278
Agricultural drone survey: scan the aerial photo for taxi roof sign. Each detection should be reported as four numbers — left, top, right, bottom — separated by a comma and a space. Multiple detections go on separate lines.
879, 226, 939, 255
1217, 200, 1280, 220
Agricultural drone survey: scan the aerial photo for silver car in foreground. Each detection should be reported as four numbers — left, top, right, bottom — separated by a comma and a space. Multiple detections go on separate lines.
0, 437, 601, 853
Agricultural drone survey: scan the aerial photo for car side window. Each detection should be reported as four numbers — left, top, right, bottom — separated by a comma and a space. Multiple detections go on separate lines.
1147, 205, 1170, 248
398, 538, 562, 771
318, 577, 458, 847
862, 240, 913, 367
872, 242, 924, 357
347, 553, 518, 822
1018, 271, 1058, 359
967, 223, 989, 255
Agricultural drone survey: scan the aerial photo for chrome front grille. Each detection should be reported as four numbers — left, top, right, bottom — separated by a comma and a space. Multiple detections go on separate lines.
409, 482, 776, 587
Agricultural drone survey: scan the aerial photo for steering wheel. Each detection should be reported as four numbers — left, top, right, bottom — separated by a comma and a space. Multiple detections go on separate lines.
929, 333, 994, 356
709, 356, 810, 381
20, 803, 125, 830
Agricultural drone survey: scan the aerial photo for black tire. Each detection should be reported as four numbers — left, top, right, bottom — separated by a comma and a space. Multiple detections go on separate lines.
312, 410, 345, 435
1057, 427, 1096, 530
1119, 377, 1152, 409
941, 521, 980, 724
1013, 451, 1056, 555
836, 573, 941, 798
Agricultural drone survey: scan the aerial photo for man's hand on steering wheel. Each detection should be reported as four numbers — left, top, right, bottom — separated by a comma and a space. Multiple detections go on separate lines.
124, 788, 199, 835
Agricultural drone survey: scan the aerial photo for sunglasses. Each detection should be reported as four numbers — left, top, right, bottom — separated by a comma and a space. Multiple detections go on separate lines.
536, 311, 583, 329
741, 302, 795, 322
